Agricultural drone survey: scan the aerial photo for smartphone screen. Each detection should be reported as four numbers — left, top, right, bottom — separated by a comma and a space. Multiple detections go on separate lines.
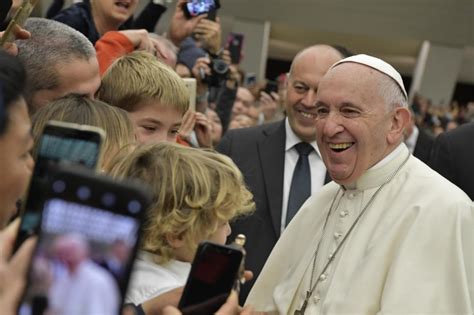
179, 242, 243, 313
182, 0, 220, 19
14, 121, 105, 252
18, 167, 149, 315
226, 33, 244, 65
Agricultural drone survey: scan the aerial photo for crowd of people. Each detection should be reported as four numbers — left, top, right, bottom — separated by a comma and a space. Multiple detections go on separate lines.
0, 0, 473, 314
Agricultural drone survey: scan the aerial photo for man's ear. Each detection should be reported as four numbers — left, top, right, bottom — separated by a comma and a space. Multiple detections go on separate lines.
387, 106, 411, 145
166, 233, 185, 249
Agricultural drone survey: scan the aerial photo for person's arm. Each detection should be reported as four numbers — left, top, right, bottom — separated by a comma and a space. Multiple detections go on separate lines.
133, 0, 167, 32
95, 30, 158, 76
214, 85, 237, 133
0, 220, 36, 315
168, 0, 206, 46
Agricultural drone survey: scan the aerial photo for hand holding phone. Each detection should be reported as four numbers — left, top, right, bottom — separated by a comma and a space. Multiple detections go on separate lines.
0, 0, 37, 48
18, 167, 150, 315
182, 0, 220, 21
178, 241, 244, 314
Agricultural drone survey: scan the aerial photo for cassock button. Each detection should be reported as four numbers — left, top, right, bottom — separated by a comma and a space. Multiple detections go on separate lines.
334, 232, 342, 239
313, 295, 321, 304
328, 253, 333, 260
348, 193, 356, 199
319, 274, 327, 281
339, 210, 348, 218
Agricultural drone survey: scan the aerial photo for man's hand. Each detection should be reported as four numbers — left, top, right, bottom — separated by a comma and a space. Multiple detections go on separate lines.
193, 18, 221, 55
0, 25, 31, 56
168, 0, 206, 46
259, 91, 280, 122
0, 219, 36, 315
119, 29, 157, 55
161, 291, 265, 315
191, 56, 211, 95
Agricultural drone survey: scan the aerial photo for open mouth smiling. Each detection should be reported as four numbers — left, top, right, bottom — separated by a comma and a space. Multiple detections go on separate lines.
115, 1, 130, 9
328, 142, 354, 152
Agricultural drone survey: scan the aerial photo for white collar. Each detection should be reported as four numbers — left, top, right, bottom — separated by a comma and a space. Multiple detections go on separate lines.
284, 118, 321, 157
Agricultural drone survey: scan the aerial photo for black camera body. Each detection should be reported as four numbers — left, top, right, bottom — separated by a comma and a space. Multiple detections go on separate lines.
203, 58, 229, 87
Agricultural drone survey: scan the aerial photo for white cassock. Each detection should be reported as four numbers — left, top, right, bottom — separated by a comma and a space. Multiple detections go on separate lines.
49, 260, 120, 315
246, 144, 474, 315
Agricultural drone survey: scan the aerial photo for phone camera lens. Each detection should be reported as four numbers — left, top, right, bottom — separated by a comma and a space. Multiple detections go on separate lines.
128, 200, 142, 213
77, 186, 91, 200
102, 193, 116, 207
52, 180, 66, 193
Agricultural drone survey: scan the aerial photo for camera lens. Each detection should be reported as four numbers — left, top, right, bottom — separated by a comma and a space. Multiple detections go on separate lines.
213, 59, 229, 75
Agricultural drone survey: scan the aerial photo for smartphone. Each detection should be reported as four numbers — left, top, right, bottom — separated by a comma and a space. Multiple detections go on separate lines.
0, 0, 38, 47
18, 166, 150, 315
14, 121, 105, 252
182, 0, 220, 21
183, 78, 197, 111
226, 33, 244, 65
178, 241, 243, 314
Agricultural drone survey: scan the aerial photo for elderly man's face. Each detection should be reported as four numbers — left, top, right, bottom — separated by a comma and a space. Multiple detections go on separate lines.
314, 64, 397, 185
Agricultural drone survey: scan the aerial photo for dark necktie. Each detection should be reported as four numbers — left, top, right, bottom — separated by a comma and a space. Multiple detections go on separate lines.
286, 142, 313, 226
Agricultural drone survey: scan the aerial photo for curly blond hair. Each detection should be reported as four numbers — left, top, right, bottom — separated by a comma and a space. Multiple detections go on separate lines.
107, 143, 255, 263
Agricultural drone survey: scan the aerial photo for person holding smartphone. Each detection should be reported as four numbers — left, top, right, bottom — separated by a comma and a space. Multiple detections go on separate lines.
107, 142, 255, 306
0, 49, 36, 315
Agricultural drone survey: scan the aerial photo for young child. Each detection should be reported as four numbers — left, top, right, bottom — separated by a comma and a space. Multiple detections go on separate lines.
98, 51, 189, 144
106, 143, 255, 305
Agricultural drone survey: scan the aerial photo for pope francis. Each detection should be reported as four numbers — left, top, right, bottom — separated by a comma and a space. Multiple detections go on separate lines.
246, 55, 474, 315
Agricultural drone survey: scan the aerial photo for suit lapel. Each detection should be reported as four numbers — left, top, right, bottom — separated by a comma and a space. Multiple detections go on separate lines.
257, 121, 286, 237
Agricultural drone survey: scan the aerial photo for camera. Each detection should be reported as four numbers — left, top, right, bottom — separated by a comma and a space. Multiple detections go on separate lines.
202, 57, 229, 87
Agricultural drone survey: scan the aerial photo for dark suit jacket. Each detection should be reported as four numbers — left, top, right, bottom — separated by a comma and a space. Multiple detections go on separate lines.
413, 128, 435, 164
429, 122, 474, 200
217, 120, 329, 302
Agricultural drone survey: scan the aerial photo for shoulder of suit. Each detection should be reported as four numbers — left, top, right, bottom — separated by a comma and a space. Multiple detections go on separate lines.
225, 120, 285, 138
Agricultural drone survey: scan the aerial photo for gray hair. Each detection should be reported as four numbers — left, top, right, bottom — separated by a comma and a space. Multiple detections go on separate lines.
376, 73, 409, 110
15, 18, 96, 102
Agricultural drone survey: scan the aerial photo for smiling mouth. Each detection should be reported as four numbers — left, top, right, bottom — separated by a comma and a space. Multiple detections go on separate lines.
115, 1, 130, 9
328, 142, 354, 152
298, 110, 316, 119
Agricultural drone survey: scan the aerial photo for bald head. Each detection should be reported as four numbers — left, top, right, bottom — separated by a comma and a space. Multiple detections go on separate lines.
289, 45, 343, 79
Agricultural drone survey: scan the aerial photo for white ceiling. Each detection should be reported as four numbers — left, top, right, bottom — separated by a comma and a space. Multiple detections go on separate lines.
219, 0, 474, 83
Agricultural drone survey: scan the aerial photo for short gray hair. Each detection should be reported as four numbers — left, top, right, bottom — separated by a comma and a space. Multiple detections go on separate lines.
15, 18, 96, 103
376, 73, 409, 110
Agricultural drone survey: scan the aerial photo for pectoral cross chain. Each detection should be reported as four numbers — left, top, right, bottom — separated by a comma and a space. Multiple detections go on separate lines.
294, 290, 311, 315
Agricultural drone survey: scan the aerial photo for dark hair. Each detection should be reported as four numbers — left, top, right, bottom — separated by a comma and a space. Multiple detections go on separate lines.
0, 50, 27, 135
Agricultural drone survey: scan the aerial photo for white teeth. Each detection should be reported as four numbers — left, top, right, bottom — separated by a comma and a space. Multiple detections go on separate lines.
328, 143, 353, 150
299, 111, 315, 119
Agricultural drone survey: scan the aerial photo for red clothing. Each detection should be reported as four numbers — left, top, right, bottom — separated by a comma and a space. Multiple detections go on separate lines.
95, 31, 135, 76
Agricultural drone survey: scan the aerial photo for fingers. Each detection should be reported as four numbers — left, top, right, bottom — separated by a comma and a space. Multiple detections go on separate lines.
215, 291, 239, 315
0, 219, 20, 260
243, 270, 254, 282
178, 110, 197, 137
141, 287, 183, 315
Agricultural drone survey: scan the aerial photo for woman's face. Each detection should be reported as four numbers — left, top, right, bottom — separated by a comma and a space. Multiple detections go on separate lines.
93, 0, 139, 26
0, 99, 34, 227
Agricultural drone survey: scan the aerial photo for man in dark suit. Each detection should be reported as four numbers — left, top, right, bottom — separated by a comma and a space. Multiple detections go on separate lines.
217, 45, 343, 302
404, 112, 434, 163
429, 122, 474, 200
